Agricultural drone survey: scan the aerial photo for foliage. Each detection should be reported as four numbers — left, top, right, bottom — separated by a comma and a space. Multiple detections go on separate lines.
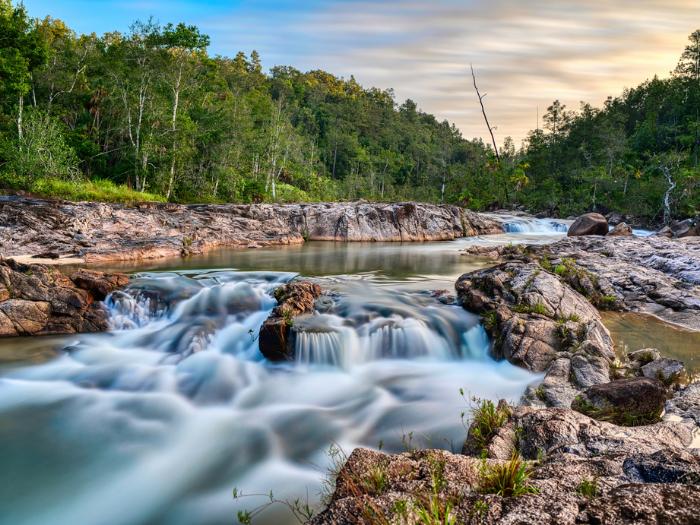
0, 0, 697, 223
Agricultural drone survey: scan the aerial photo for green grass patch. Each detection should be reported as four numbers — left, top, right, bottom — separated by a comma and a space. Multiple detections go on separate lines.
479, 454, 538, 497
4, 177, 166, 204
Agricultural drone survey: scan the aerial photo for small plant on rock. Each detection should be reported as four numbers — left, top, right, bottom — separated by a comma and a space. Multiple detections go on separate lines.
461, 392, 511, 455
577, 478, 599, 498
479, 454, 538, 497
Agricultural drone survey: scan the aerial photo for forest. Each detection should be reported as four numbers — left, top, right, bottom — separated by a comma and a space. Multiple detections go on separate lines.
0, 0, 698, 223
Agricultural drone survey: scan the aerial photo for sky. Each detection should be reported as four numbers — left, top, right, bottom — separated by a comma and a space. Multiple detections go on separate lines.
23, 0, 700, 145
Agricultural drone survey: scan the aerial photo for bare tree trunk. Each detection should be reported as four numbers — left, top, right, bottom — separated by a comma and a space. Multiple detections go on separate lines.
17, 94, 23, 142
661, 165, 676, 225
166, 63, 183, 200
470, 65, 500, 164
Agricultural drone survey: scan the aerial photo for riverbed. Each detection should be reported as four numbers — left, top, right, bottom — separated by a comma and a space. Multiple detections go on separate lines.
0, 216, 689, 525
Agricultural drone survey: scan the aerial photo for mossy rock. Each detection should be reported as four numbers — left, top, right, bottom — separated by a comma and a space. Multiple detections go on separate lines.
571, 377, 666, 426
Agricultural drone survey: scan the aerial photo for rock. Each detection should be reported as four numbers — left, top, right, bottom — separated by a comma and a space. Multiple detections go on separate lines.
567, 213, 609, 237
670, 218, 699, 238
0, 258, 128, 336
654, 225, 674, 238
607, 222, 632, 237
258, 280, 322, 361
525, 235, 700, 331
456, 261, 614, 405
32, 251, 60, 259
571, 377, 667, 426
622, 448, 700, 484
641, 358, 687, 386
0, 196, 503, 263
70, 269, 130, 301
628, 348, 661, 364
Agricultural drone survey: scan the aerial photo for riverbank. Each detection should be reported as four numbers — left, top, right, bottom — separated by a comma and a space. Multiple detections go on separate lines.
0, 196, 502, 264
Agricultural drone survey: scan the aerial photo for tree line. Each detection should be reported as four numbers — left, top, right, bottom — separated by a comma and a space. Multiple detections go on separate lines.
0, 0, 698, 223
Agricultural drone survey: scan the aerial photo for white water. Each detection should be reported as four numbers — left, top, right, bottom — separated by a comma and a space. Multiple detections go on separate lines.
0, 266, 538, 525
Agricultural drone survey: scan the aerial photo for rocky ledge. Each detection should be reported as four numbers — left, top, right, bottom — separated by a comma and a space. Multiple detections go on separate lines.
463, 234, 700, 330
315, 386, 700, 524
0, 196, 502, 263
0, 258, 127, 336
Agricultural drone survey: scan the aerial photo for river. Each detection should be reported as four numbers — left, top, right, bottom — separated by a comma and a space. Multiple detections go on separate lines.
0, 216, 678, 525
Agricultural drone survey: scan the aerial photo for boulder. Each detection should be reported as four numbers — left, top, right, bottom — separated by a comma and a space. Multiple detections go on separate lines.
641, 357, 687, 386
0, 258, 127, 336
670, 218, 699, 238
567, 213, 609, 237
258, 280, 322, 361
571, 377, 666, 426
606, 222, 632, 237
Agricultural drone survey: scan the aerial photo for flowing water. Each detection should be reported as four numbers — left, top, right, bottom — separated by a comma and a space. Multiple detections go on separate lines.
0, 214, 665, 525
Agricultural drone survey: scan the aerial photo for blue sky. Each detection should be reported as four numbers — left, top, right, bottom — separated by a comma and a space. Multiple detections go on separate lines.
23, 0, 700, 144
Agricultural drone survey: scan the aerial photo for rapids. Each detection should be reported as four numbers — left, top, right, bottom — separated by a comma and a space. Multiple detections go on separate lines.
0, 221, 568, 525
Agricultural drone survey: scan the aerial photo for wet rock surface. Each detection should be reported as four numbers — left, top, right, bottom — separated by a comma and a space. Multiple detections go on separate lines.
0, 258, 128, 336
258, 280, 322, 361
0, 196, 502, 263
571, 377, 667, 426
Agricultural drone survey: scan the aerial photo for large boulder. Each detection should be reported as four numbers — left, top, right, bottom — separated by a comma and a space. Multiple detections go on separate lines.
571, 377, 667, 426
0, 258, 128, 336
567, 213, 609, 237
258, 280, 322, 361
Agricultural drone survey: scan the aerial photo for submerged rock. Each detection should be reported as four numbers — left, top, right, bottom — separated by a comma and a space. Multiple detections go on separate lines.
567, 213, 609, 237
0, 258, 128, 336
258, 280, 322, 361
571, 377, 666, 426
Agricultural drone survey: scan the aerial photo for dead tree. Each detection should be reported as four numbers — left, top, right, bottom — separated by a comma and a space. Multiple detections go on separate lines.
470, 64, 500, 164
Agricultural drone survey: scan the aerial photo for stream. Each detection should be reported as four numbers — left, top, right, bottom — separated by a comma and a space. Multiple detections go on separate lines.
0, 216, 675, 525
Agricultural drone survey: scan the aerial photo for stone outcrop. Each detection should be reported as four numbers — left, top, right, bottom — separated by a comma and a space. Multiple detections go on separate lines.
315, 384, 700, 525
258, 280, 322, 361
462, 235, 700, 330
0, 258, 127, 336
567, 213, 609, 237
0, 196, 503, 263
456, 261, 615, 407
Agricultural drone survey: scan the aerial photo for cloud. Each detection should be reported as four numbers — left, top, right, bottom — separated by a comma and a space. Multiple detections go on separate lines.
29, 0, 700, 145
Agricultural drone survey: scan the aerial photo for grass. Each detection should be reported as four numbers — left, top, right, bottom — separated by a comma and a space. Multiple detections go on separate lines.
5, 177, 166, 204
577, 478, 599, 499
479, 454, 538, 497
463, 395, 511, 455
414, 458, 457, 525
513, 301, 548, 316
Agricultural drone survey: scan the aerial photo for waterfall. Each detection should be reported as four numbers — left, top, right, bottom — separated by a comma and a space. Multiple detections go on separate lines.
0, 268, 538, 525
